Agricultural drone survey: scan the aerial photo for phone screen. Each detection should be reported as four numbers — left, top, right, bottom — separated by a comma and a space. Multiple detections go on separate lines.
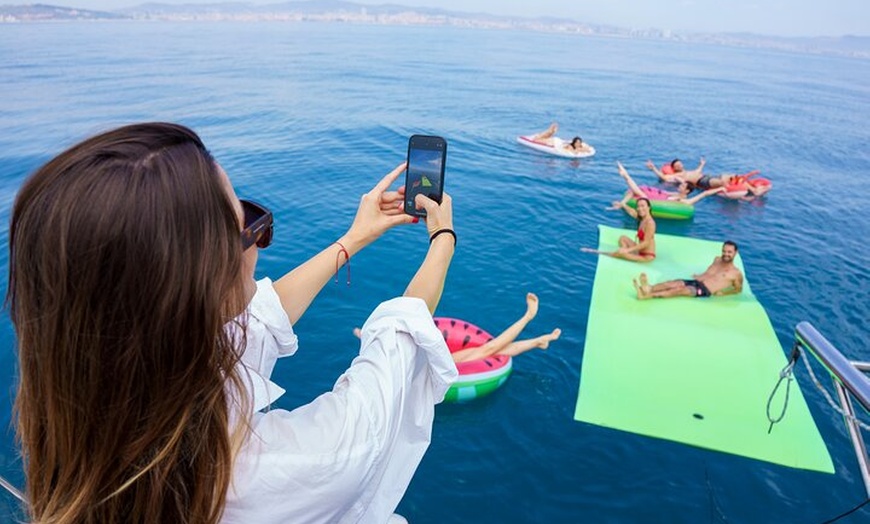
404, 135, 447, 217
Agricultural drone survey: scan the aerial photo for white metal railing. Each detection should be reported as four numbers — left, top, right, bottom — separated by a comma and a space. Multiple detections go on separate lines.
795, 321, 870, 498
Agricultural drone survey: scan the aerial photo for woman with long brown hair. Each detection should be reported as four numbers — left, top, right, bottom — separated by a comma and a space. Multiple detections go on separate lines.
7, 122, 458, 523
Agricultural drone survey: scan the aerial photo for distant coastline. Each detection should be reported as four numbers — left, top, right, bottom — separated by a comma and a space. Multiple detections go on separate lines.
2, 2, 869, 59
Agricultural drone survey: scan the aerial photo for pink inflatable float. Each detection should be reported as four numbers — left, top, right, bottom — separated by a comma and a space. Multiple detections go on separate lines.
434, 317, 513, 403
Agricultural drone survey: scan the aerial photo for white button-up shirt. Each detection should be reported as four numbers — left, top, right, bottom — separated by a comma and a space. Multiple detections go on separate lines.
222, 279, 457, 523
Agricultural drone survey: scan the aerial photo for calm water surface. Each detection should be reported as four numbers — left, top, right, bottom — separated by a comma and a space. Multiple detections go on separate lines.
1, 21, 869, 523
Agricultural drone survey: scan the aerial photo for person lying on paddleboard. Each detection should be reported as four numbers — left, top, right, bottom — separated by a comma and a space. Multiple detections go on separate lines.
633, 241, 744, 299
530, 122, 593, 154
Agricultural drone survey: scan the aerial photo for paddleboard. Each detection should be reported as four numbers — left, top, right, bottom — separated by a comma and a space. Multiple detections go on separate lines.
517, 135, 596, 159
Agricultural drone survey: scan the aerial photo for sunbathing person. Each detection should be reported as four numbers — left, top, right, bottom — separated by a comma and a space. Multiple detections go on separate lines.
646, 158, 706, 184
634, 241, 744, 299
722, 170, 771, 197
582, 197, 656, 262
564, 136, 592, 153
609, 161, 724, 209
646, 157, 725, 190
355, 292, 561, 363
646, 158, 761, 194
530, 122, 593, 154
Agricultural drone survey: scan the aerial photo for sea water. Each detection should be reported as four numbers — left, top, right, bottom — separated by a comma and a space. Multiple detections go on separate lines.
0, 21, 869, 523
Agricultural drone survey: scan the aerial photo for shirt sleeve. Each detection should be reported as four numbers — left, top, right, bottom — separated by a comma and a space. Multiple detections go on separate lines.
229, 278, 299, 414
224, 297, 458, 524
241, 277, 298, 378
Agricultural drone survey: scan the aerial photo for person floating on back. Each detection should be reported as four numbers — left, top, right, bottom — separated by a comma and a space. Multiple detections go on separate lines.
646, 157, 706, 184
609, 161, 724, 208
646, 158, 767, 196
633, 241, 744, 299
354, 292, 561, 362
646, 157, 729, 190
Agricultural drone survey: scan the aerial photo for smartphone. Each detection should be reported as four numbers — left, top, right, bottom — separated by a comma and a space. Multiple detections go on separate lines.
403, 135, 447, 217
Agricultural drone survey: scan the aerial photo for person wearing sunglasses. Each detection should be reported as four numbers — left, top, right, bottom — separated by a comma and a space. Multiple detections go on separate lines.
7, 122, 458, 524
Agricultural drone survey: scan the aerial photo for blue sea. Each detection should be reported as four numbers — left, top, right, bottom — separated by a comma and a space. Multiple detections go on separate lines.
1, 21, 869, 523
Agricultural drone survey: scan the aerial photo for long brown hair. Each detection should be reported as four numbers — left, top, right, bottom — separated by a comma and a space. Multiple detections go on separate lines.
7, 123, 248, 523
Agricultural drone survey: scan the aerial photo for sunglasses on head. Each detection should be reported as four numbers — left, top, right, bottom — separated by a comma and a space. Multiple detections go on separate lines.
240, 199, 273, 250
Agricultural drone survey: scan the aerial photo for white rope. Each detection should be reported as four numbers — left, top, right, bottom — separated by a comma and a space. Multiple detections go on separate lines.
799, 345, 870, 432
766, 357, 795, 433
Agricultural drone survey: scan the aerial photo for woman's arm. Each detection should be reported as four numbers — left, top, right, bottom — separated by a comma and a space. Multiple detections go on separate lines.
404, 193, 455, 314
273, 163, 414, 324
612, 200, 638, 219
607, 192, 633, 210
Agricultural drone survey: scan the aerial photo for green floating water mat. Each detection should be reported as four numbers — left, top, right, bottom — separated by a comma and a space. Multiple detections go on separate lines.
574, 225, 833, 473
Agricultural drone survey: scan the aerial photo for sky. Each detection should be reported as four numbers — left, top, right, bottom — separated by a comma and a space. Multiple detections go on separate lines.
17, 0, 870, 37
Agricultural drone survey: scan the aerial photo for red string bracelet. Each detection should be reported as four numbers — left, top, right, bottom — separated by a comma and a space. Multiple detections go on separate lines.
334, 241, 351, 286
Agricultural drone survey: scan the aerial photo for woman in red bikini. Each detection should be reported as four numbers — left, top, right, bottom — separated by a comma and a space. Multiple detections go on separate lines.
581, 197, 657, 263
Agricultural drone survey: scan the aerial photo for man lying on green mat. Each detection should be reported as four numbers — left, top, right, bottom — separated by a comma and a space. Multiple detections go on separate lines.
634, 241, 744, 299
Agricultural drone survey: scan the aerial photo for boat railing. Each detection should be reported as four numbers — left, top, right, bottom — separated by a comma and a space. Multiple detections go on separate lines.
795, 321, 870, 498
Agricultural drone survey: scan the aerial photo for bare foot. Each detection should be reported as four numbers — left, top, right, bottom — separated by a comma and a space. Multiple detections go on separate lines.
535, 328, 561, 349
525, 292, 539, 320
633, 278, 643, 299
533, 122, 558, 140
634, 275, 654, 300
580, 247, 601, 254
352, 327, 362, 338
639, 273, 649, 289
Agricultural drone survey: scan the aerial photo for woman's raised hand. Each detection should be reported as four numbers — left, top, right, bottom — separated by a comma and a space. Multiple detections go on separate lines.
346, 162, 415, 247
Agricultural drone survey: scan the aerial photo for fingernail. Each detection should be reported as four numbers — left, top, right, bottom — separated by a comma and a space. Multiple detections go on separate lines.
412, 217, 419, 224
